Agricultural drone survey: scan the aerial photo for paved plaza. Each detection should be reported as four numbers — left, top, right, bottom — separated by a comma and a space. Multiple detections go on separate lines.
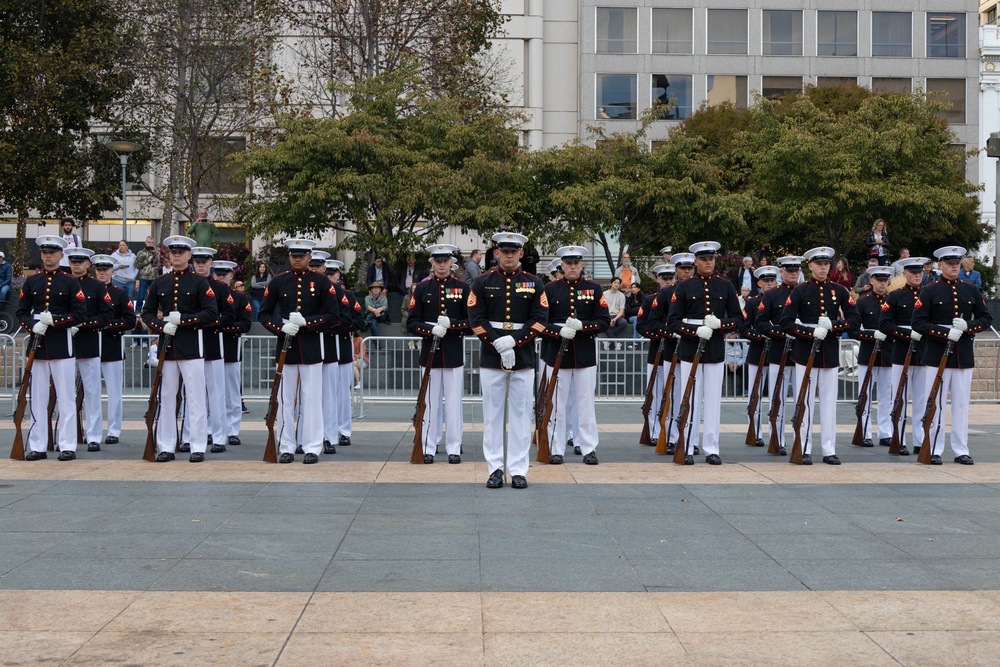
2, 400, 1000, 665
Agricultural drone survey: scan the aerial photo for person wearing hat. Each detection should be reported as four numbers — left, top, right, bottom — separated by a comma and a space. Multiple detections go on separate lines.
755, 256, 806, 455
742, 265, 779, 447
544, 258, 563, 283
327, 259, 365, 448
17, 236, 88, 460
911, 245, 993, 464
364, 281, 390, 336
660, 246, 672, 265
67, 247, 113, 452
636, 262, 679, 448
318, 259, 353, 454
301, 249, 342, 454
467, 231, 548, 488
258, 238, 340, 463
407, 243, 471, 463
779, 247, 861, 465
212, 260, 253, 448
141, 235, 219, 462
92, 254, 137, 446
878, 257, 932, 456
666, 243, 744, 464
852, 265, 894, 448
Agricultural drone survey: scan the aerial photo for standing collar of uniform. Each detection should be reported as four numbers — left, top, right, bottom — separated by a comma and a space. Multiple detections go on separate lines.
563, 277, 580, 287
42, 269, 61, 278
939, 277, 957, 286
809, 278, 828, 287
696, 272, 713, 282
172, 268, 191, 277
291, 269, 310, 278
499, 268, 520, 279
433, 274, 450, 284
906, 284, 920, 293
780, 282, 795, 290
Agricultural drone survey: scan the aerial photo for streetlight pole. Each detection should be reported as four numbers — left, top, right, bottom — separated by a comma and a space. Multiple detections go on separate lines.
107, 140, 141, 242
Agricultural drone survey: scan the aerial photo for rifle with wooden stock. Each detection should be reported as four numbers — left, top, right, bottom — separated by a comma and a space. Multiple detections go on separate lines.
46, 380, 56, 451
9, 334, 41, 460
536, 337, 569, 463
531, 365, 548, 446
766, 336, 794, 455
411, 335, 441, 464
75, 375, 84, 445
655, 347, 680, 455
142, 333, 173, 462
918, 339, 954, 465
673, 337, 707, 465
789, 336, 822, 464
889, 338, 916, 456
851, 339, 882, 447
639, 338, 666, 446
263, 334, 293, 463
744, 339, 771, 446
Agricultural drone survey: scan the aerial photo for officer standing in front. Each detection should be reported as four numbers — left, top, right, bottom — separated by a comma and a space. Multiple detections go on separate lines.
468, 232, 548, 488
911, 245, 992, 464
212, 260, 252, 448
743, 265, 778, 447
853, 264, 894, 447
92, 254, 136, 446
17, 236, 87, 460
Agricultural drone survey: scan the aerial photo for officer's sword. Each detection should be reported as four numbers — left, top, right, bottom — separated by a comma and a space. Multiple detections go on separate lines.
501, 367, 514, 485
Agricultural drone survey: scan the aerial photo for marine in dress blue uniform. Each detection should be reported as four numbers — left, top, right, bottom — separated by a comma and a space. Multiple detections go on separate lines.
212, 261, 253, 448
327, 261, 365, 448
319, 258, 354, 454
92, 254, 137, 445
852, 265, 894, 448
743, 265, 779, 447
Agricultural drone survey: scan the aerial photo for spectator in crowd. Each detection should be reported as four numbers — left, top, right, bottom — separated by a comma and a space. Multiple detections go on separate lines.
366, 256, 391, 288
959, 256, 982, 288
134, 236, 159, 310
739, 285, 751, 310
865, 218, 891, 266
0, 251, 11, 305
401, 283, 416, 336
898, 247, 910, 260
465, 249, 482, 282
364, 281, 390, 335
111, 239, 137, 299
854, 257, 880, 295
521, 242, 540, 276
732, 256, 757, 296
661, 246, 672, 264
725, 332, 749, 396
484, 245, 498, 269
58, 217, 82, 271
830, 257, 853, 290
614, 252, 640, 288
353, 333, 368, 390
604, 277, 627, 337
921, 258, 939, 287
233, 279, 245, 295
250, 261, 271, 320
397, 254, 425, 294
186, 208, 218, 248
624, 282, 644, 338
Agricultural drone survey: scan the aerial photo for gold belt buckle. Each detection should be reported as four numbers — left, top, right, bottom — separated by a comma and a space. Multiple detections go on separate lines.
503, 322, 514, 331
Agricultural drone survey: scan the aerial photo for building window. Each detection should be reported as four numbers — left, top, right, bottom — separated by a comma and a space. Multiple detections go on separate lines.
817, 11, 857, 56
596, 7, 637, 54
652, 8, 692, 54
871, 77, 911, 94
706, 75, 748, 109
652, 74, 692, 119
761, 76, 802, 100
651, 140, 668, 152
708, 9, 748, 55
926, 78, 966, 124
198, 137, 246, 195
762, 10, 802, 56
596, 74, 637, 119
926, 13, 965, 58
872, 12, 911, 57
817, 77, 856, 88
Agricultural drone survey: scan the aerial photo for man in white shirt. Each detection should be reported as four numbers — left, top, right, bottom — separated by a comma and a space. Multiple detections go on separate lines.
604, 277, 627, 337
58, 218, 82, 271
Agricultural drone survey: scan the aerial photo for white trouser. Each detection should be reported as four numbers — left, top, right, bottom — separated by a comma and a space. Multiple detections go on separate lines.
322, 362, 339, 444
859, 364, 893, 440
890, 364, 928, 449
767, 363, 796, 448
224, 362, 242, 437
678, 361, 721, 456
546, 365, 598, 457
337, 362, 353, 437
181, 359, 226, 444
28, 358, 76, 453
158, 359, 207, 453
76, 356, 103, 444
747, 362, 767, 441
925, 368, 972, 458
481, 368, 532, 476
100, 360, 123, 438
793, 364, 839, 457
420, 366, 464, 456
277, 363, 323, 456
646, 361, 666, 442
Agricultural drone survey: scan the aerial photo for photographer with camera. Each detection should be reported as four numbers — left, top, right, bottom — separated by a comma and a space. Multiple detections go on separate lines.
186, 208, 218, 249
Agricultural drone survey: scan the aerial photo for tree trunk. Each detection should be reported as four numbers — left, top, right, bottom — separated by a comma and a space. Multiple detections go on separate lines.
12, 209, 29, 277
596, 230, 616, 276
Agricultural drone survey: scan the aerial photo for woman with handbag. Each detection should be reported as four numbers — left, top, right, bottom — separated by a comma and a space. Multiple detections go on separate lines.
865, 218, 890, 266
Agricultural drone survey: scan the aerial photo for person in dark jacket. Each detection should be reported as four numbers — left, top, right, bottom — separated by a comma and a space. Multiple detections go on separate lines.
865, 218, 891, 266
365, 256, 392, 289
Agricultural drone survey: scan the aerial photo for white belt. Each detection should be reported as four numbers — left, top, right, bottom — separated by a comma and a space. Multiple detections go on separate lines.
798, 322, 819, 328
489, 321, 524, 331
897, 325, 911, 330
683, 318, 704, 325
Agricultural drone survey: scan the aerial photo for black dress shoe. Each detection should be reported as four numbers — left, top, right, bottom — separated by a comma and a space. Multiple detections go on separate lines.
241, 401, 249, 414
25, 451, 47, 461
879, 438, 891, 447
155, 452, 175, 462
57, 450, 76, 461
207, 435, 213, 446
210, 443, 226, 453
227, 436, 241, 446
104, 436, 119, 444
582, 451, 599, 465
574, 446, 582, 455
861, 439, 874, 448
930, 455, 942, 465
549, 455, 563, 465
755, 438, 765, 447
323, 440, 336, 454
423, 454, 434, 464
279, 453, 294, 464
705, 454, 722, 465
511, 475, 527, 489
179, 442, 190, 453
693, 445, 701, 455
87, 442, 101, 452
566, 438, 574, 450
486, 469, 504, 489
303, 453, 319, 464
684, 455, 694, 465
823, 455, 841, 465
912, 445, 921, 455
338, 435, 351, 446
801, 454, 812, 465
898, 446, 910, 456
954, 455, 975, 465
778, 447, 787, 456
448, 455, 461, 464
189, 452, 205, 463
295, 445, 304, 454
666, 444, 675, 455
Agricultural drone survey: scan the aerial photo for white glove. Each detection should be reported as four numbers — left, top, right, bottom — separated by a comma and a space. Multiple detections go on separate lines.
281, 322, 300, 337
163, 322, 178, 336
873, 330, 887, 342
167, 311, 182, 326
952, 317, 968, 332
559, 326, 576, 340
696, 325, 713, 340
70, 326, 80, 337
565, 317, 583, 331
817, 316, 833, 331
909, 331, 922, 342
947, 327, 962, 342
437, 315, 451, 329
289, 311, 307, 327
493, 335, 515, 353
32, 322, 48, 336
813, 327, 828, 341
704, 314, 721, 330
431, 324, 448, 338
499, 348, 515, 369
39, 311, 54, 326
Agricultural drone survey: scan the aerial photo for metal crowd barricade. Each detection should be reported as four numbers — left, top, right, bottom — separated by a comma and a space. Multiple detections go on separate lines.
1, 333, 18, 415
